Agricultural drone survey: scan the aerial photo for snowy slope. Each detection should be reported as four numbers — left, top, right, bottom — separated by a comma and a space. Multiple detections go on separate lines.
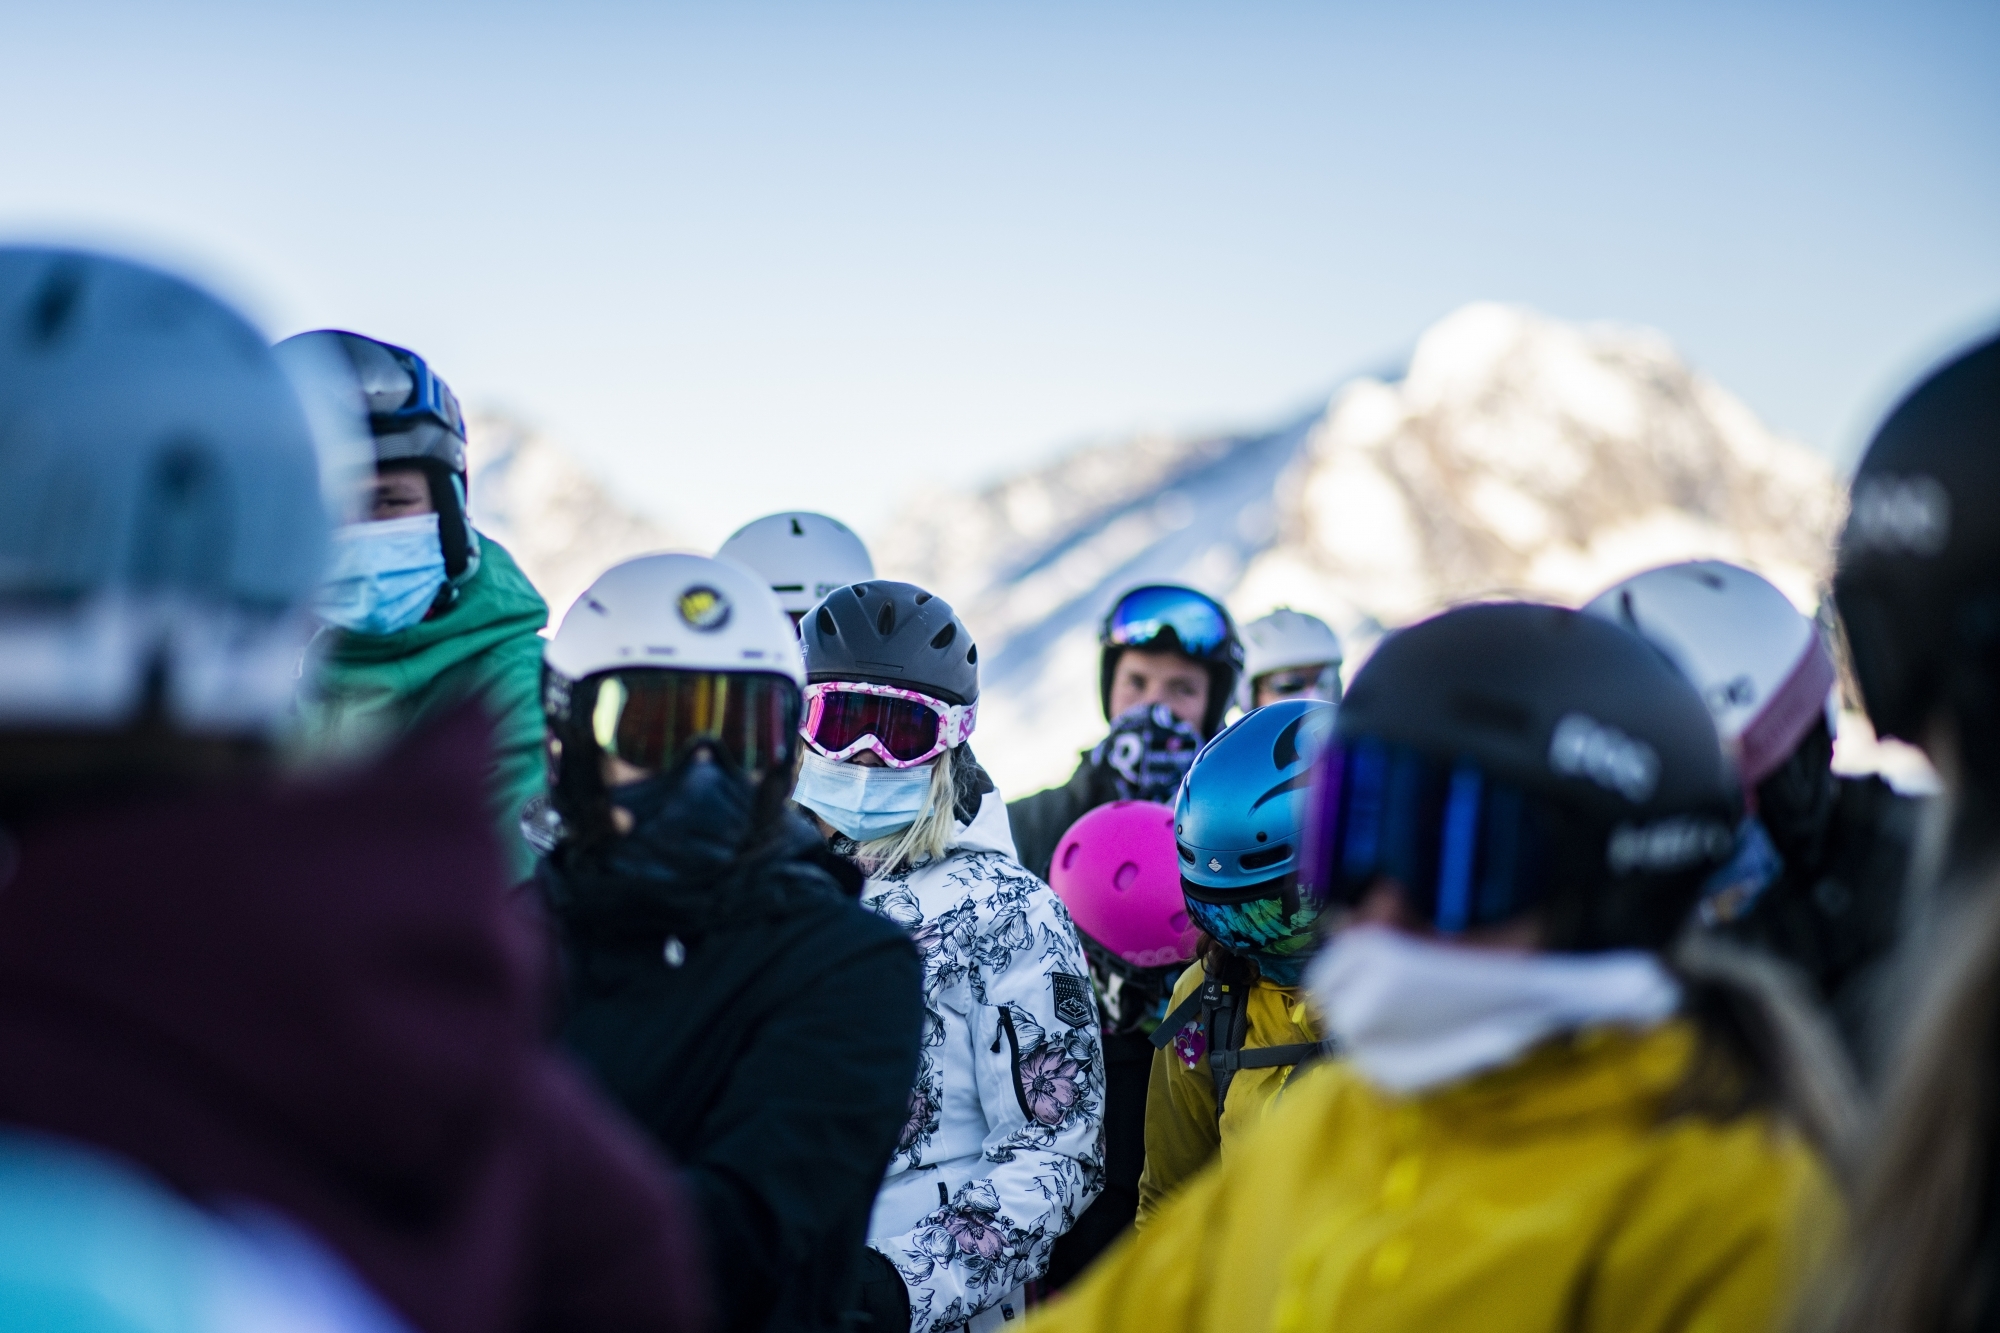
465, 411, 681, 626
876, 303, 1847, 798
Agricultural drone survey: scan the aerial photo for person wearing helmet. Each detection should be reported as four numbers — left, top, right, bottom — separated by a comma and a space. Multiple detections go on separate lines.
1236, 608, 1344, 710
0, 249, 706, 1332
1823, 331, 2000, 1333
1134, 700, 1335, 1225
1035, 602, 1847, 1333
1039, 801, 1197, 1288
717, 510, 877, 628
532, 554, 925, 1333
1583, 560, 1918, 1060
1008, 585, 1245, 880
795, 582, 1104, 1333
283, 329, 550, 882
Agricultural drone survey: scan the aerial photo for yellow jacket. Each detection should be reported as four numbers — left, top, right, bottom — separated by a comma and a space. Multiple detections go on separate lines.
1137, 958, 1322, 1225
1037, 1022, 1838, 1333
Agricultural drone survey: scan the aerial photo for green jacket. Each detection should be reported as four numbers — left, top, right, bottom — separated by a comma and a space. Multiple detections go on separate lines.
297, 534, 549, 882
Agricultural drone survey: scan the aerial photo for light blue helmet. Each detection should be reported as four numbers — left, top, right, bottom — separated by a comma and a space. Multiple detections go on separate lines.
0, 248, 328, 734
1173, 699, 1336, 984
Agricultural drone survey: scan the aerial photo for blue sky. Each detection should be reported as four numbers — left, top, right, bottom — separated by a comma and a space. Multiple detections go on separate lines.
4, 1, 1995, 545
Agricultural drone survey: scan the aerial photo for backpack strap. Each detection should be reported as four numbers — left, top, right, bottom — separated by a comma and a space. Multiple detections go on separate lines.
1210, 1040, 1326, 1073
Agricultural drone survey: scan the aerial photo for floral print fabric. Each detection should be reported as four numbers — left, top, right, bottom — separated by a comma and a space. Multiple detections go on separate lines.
862, 793, 1106, 1333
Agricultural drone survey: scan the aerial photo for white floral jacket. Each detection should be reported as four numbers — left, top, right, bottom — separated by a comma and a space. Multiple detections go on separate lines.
861, 788, 1105, 1333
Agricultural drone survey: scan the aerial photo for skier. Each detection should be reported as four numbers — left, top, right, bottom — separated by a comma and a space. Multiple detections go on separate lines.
0, 248, 705, 1331
282, 329, 550, 881
717, 510, 876, 628
1136, 700, 1335, 1224
1824, 331, 2000, 1333
1035, 602, 1848, 1333
1583, 560, 1917, 1062
1008, 584, 1245, 879
533, 553, 926, 1333
1039, 800, 1198, 1287
794, 582, 1105, 1333
1236, 608, 1344, 709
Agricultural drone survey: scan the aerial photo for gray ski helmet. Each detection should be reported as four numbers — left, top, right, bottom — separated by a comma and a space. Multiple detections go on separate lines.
0, 247, 328, 733
1306, 602, 1740, 950
1834, 331, 2000, 771
274, 329, 478, 585
802, 581, 979, 705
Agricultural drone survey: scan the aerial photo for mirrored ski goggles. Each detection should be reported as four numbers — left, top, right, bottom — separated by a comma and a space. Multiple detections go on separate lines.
590, 670, 801, 774
1256, 663, 1342, 704
1299, 736, 1559, 935
369, 344, 465, 440
1104, 585, 1233, 658
801, 681, 976, 769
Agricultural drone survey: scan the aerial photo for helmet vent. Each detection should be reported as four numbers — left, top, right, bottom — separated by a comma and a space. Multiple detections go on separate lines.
817, 606, 838, 636
930, 623, 956, 650
1176, 842, 1196, 863
1240, 843, 1291, 871
876, 602, 896, 636
914, 591, 933, 605
790, 516, 805, 536
966, 644, 978, 665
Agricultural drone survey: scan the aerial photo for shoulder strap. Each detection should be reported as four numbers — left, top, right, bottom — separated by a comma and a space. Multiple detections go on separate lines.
1149, 988, 1208, 1050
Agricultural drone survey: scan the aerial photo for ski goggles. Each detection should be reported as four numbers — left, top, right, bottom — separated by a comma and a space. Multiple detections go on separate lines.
1300, 737, 1558, 935
367, 343, 465, 441
588, 669, 801, 775
1255, 663, 1342, 704
1103, 585, 1234, 659
801, 681, 976, 769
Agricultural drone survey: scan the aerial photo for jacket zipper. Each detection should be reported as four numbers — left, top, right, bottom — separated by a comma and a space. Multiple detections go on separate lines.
995, 1005, 1034, 1122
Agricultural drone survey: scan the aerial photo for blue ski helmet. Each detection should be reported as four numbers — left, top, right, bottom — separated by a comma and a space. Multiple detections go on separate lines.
1174, 699, 1336, 984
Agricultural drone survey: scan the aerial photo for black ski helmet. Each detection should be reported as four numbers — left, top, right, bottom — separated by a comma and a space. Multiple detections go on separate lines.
1834, 331, 2000, 784
802, 581, 979, 705
1303, 601, 1740, 951
275, 329, 478, 587
1097, 584, 1245, 738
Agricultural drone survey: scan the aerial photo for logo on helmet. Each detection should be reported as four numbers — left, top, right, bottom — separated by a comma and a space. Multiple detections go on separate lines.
678, 586, 731, 632
1607, 817, 1735, 875
1847, 475, 1951, 557
1548, 712, 1660, 803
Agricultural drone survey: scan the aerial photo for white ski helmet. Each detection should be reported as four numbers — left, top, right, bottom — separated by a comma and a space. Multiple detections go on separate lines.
1237, 608, 1345, 710
1582, 560, 1836, 790
546, 552, 805, 687
716, 512, 875, 620
0, 248, 328, 735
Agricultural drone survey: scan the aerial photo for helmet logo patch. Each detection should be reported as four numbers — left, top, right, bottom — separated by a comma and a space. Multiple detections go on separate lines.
1208, 857, 1223, 872
678, 586, 731, 632
1548, 712, 1659, 803
1847, 475, 1950, 557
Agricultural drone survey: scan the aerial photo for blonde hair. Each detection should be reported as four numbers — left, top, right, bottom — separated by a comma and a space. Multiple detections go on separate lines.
853, 746, 962, 876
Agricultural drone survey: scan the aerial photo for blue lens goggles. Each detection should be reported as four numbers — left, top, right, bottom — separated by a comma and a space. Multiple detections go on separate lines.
1105, 585, 1233, 658
1301, 737, 1553, 935
369, 346, 464, 441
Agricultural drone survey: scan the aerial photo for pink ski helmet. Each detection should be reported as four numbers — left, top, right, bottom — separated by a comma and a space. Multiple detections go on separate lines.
1048, 800, 1198, 973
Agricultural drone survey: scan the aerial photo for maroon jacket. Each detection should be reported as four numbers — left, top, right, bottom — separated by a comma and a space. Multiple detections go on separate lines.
0, 706, 708, 1333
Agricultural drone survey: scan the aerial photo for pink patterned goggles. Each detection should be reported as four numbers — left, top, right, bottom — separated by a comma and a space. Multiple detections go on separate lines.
801, 681, 977, 769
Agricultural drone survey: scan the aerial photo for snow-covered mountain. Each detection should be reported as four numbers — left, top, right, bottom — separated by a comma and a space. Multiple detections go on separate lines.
465, 411, 680, 626
876, 303, 1848, 797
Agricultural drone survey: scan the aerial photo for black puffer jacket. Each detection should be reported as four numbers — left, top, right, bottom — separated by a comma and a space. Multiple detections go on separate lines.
539, 764, 925, 1333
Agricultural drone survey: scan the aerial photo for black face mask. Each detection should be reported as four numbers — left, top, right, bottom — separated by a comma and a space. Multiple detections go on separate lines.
601, 748, 757, 884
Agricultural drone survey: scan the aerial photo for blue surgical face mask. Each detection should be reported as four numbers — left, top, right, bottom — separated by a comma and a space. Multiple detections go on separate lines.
316, 513, 448, 636
794, 749, 936, 843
